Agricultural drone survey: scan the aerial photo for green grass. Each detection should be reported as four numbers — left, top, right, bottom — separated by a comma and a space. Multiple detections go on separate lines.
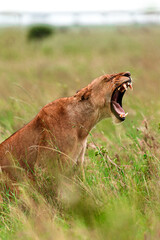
0, 26, 160, 239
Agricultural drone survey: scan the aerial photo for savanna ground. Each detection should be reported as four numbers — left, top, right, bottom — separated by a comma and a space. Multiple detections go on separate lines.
0, 25, 160, 240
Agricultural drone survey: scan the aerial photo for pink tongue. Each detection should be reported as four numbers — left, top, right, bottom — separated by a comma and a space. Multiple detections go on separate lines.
112, 101, 125, 115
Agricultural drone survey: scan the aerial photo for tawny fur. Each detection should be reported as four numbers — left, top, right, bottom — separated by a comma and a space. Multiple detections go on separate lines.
0, 72, 131, 180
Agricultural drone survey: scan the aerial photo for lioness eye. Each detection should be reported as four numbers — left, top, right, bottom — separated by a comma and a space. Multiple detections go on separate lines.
104, 76, 113, 82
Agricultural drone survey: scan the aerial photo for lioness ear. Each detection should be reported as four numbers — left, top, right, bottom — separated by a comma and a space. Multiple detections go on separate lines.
81, 89, 91, 100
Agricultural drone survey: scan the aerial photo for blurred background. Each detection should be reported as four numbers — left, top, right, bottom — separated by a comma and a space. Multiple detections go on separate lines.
0, 1, 160, 240
1, 0, 160, 26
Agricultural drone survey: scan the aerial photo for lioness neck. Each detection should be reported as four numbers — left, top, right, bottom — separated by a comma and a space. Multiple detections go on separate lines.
66, 97, 101, 139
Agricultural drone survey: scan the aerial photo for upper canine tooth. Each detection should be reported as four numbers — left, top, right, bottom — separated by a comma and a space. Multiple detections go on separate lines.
123, 83, 127, 91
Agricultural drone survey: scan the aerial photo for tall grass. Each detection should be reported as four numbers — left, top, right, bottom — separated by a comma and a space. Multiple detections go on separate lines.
0, 26, 160, 239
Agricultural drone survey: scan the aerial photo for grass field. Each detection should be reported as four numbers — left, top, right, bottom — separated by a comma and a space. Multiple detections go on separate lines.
0, 25, 160, 240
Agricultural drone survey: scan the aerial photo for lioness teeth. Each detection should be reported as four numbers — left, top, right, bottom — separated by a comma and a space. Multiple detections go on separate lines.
120, 112, 128, 118
118, 82, 132, 92
123, 83, 127, 91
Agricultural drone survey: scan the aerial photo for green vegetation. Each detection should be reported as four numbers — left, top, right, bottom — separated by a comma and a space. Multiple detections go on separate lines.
27, 24, 54, 40
0, 26, 160, 239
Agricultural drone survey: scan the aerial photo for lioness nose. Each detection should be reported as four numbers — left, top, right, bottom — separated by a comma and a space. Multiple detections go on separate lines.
122, 71, 131, 77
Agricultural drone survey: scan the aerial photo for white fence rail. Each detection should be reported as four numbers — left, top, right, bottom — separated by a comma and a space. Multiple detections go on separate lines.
0, 11, 160, 26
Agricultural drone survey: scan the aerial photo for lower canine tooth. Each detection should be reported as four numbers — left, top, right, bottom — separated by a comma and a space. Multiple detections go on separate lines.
120, 112, 128, 118
129, 83, 133, 90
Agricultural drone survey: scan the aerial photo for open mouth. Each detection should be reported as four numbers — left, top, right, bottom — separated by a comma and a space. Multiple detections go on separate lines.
111, 80, 132, 121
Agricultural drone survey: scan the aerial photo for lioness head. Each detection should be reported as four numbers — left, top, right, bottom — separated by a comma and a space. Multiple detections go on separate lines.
77, 71, 132, 123
93, 71, 132, 122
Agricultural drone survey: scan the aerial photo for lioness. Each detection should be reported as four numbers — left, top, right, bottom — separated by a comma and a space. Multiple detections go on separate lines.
0, 72, 132, 180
